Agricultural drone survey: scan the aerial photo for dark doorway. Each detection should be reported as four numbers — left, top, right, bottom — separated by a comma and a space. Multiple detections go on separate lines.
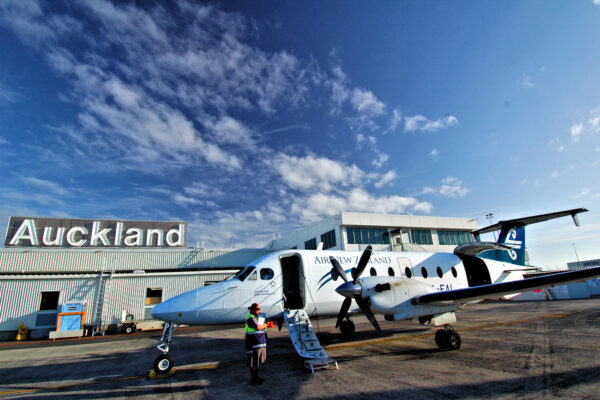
462, 256, 492, 287
280, 254, 305, 310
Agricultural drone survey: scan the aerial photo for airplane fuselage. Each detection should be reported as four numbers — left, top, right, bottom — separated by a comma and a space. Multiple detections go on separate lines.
151, 249, 525, 325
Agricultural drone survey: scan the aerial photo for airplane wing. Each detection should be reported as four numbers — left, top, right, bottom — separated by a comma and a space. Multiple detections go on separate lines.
413, 266, 600, 305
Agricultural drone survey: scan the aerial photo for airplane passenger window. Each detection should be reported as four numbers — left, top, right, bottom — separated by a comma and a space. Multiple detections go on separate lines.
260, 268, 274, 280
248, 271, 257, 280
437, 267, 443, 278
388, 267, 395, 277
451, 266, 458, 278
421, 267, 428, 279
370, 267, 377, 276
405, 267, 412, 278
234, 266, 256, 281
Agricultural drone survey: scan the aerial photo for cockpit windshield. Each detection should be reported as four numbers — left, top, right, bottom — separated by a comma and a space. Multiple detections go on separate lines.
234, 266, 256, 281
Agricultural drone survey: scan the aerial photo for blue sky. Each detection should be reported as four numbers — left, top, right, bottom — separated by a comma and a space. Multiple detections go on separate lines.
0, 1, 599, 267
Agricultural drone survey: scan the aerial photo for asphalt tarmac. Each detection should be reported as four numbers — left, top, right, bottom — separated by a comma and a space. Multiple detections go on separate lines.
1, 299, 599, 399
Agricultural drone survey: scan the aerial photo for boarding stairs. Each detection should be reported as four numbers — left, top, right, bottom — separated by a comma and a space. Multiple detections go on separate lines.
283, 309, 338, 373
91, 270, 113, 336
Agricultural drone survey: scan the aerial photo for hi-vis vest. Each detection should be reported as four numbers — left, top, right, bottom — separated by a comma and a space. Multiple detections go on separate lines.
245, 313, 267, 352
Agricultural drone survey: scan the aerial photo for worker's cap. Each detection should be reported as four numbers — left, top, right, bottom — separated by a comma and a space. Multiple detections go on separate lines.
248, 303, 260, 311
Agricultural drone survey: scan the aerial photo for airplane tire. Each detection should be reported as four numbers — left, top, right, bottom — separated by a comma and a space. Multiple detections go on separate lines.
153, 354, 174, 374
340, 320, 355, 336
446, 331, 461, 351
435, 330, 447, 349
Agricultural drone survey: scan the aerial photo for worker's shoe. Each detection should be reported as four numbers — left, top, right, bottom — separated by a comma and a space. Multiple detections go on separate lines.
250, 377, 264, 385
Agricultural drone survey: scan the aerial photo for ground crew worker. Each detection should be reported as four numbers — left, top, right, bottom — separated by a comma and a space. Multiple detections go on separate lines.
245, 302, 274, 385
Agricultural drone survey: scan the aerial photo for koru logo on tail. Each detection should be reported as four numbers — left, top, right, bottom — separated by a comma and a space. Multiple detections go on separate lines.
503, 228, 522, 260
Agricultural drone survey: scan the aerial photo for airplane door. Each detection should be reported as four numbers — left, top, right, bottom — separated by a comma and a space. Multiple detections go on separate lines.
280, 253, 306, 310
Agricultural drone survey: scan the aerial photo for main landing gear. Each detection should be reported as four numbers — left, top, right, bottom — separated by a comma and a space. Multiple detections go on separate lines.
153, 321, 178, 375
434, 325, 461, 351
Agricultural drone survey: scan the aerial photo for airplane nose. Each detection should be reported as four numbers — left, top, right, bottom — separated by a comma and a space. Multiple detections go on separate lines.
151, 300, 170, 321
336, 281, 362, 298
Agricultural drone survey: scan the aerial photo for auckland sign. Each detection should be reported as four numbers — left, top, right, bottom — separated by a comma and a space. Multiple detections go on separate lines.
5, 217, 187, 248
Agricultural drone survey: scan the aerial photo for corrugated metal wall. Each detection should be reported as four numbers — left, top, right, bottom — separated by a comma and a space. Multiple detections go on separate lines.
0, 247, 269, 334
0, 248, 269, 273
0, 271, 235, 331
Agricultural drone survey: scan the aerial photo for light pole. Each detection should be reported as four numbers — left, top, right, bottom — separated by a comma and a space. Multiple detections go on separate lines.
571, 243, 581, 269
486, 213, 496, 241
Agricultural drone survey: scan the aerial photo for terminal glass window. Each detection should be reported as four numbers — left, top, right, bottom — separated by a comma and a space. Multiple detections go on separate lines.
305, 238, 317, 250
411, 230, 433, 245
39, 291, 60, 311
437, 230, 472, 245
347, 227, 390, 245
145, 288, 163, 306
321, 230, 337, 249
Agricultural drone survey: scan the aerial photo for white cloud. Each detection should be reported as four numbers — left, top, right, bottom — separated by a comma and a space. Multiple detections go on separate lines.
374, 170, 396, 188
188, 203, 294, 248
350, 88, 385, 118
1, 1, 317, 172
173, 193, 204, 207
404, 114, 458, 132
328, 65, 350, 114
183, 182, 225, 199
569, 106, 600, 142
372, 153, 389, 168
273, 153, 365, 192
430, 148, 438, 157
594, 0, 600, 6
571, 123, 584, 141
423, 177, 470, 198
355, 133, 365, 146
520, 72, 535, 89
19, 176, 71, 197
291, 187, 432, 223
207, 116, 254, 146
384, 109, 402, 134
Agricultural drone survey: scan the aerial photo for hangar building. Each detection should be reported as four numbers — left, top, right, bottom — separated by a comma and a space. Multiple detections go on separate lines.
0, 216, 267, 340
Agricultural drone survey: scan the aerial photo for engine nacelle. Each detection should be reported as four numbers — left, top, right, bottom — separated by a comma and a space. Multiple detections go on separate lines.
359, 276, 460, 321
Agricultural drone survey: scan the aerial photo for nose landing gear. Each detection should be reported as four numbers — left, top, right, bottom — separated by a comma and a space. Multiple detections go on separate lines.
153, 321, 179, 375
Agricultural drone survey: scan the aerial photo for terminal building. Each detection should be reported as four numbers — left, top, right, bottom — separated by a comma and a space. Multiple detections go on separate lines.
267, 212, 477, 253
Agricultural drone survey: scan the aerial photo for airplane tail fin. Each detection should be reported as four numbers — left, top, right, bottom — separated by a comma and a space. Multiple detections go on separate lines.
473, 208, 588, 266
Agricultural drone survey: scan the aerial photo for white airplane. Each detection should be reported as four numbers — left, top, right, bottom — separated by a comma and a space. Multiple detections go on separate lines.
150, 208, 600, 374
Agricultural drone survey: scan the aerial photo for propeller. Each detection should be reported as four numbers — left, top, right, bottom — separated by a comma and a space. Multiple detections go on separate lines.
329, 245, 381, 333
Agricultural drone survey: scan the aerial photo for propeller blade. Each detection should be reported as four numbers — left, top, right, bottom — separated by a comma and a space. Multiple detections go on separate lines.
329, 256, 348, 282
354, 295, 381, 334
353, 245, 373, 284
335, 297, 352, 328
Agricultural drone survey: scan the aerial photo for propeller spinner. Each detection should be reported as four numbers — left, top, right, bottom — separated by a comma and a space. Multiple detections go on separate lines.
329, 245, 382, 333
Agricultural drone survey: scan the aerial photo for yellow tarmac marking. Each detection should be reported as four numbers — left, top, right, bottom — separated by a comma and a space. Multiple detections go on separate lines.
0, 309, 582, 397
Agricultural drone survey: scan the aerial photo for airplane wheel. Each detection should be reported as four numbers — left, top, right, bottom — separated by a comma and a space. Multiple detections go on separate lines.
153, 354, 174, 374
435, 329, 447, 349
340, 320, 355, 336
446, 331, 461, 351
